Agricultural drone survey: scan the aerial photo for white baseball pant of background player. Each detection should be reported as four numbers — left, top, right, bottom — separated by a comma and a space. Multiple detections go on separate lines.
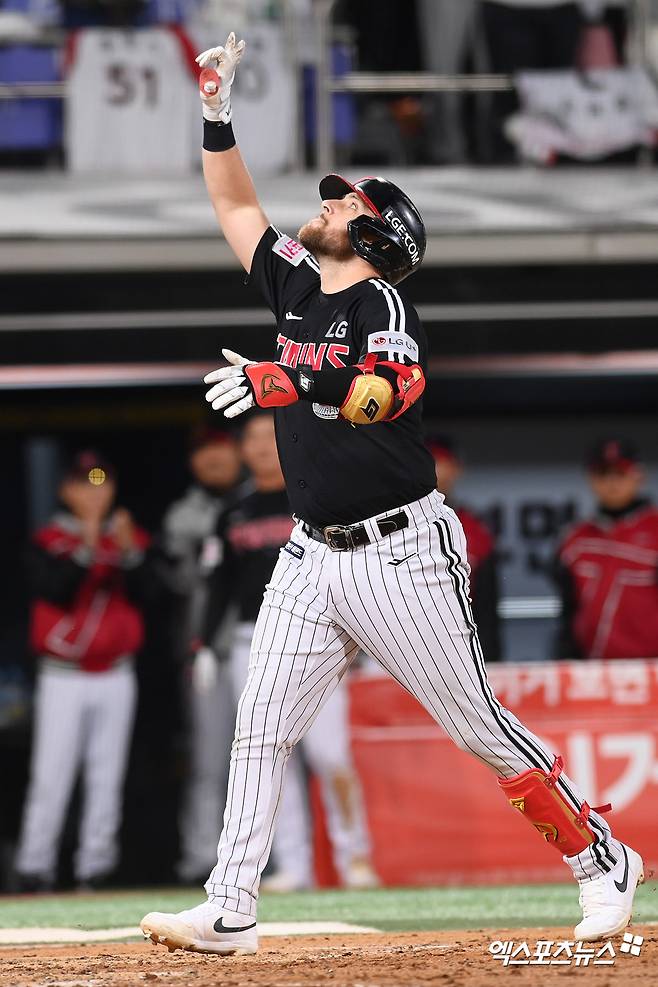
178, 656, 237, 881
16, 659, 136, 883
229, 622, 373, 889
205, 490, 622, 916
164, 481, 239, 881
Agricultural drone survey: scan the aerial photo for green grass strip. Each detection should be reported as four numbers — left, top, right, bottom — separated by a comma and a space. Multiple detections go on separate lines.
1, 883, 657, 933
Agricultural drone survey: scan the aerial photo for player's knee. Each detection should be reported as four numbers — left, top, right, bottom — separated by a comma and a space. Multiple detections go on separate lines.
231, 713, 298, 757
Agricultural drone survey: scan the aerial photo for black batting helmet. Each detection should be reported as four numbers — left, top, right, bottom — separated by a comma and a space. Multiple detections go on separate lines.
318, 174, 426, 284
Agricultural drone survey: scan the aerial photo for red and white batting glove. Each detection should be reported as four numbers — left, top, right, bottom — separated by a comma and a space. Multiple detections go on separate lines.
204, 349, 300, 419
195, 32, 246, 125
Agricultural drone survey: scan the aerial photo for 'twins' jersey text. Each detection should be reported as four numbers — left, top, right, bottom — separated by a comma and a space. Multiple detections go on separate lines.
248, 226, 436, 528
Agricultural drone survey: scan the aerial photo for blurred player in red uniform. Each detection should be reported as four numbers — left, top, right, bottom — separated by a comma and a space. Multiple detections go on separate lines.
16, 451, 155, 891
555, 438, 658, 660
428, 436, 501, 661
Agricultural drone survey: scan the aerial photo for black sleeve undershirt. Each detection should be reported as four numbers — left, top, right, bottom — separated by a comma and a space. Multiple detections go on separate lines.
282, 362, 401, 408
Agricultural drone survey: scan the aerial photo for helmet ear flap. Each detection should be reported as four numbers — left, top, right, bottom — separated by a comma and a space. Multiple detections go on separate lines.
347, 216, 409, 284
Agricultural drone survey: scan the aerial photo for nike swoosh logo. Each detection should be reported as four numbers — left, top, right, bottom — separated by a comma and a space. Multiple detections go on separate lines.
213, 917, 257, 934
388, 552, 417, 567
614, 845, 629, 893
285, 312, 303, 320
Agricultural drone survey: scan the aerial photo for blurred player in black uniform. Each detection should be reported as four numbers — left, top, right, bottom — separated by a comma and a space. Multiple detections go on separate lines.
163, 428, 241, 882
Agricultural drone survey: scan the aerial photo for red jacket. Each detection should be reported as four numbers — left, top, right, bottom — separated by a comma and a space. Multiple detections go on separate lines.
557, 501, 658, 660
456, 505, 501, 661
29, 513, 151, 672
458, 507, 494, 590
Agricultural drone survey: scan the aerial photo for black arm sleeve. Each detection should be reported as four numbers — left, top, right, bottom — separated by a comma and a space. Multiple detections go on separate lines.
471, 552, 502, 662
26, 543, 89, 606
282, 360, 403, 408
553, 557, 583, 660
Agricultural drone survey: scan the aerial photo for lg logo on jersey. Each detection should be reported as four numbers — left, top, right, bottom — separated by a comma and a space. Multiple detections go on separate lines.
383, 208, 420, 265
325, 320, 348, 339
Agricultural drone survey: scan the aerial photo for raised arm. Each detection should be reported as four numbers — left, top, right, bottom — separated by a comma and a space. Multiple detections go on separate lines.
197, 35, 269, 272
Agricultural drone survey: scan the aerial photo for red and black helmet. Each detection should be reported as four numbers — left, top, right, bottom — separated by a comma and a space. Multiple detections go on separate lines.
318, 174, 426, 284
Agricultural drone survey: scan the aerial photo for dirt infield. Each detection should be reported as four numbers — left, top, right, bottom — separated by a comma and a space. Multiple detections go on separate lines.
0, 927, 655, 987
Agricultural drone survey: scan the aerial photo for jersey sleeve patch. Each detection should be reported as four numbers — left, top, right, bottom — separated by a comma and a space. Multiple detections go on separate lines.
272, 235, 310, 267
367, 331, 419, 364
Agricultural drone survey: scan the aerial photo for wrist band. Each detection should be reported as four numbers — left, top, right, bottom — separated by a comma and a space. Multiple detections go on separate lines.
203, 119, 236, 152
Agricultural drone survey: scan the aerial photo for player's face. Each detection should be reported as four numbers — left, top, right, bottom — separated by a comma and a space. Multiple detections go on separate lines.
60, 476, 116, 521
434, 456, 461, 498
241, 415, 284, 484
191, 442, 241, 491
588, 465, 644, 510
298, 193, 375, 261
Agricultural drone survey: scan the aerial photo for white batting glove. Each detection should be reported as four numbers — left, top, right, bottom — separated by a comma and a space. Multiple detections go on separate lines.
204, 348, 256, 418
196, 32, 246, 124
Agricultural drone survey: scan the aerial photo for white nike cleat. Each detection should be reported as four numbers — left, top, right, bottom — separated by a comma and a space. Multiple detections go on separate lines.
574, 843, 644, 942
140, 901, 258, 955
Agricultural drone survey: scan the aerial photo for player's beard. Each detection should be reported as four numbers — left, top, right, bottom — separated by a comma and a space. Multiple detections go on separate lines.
297, 218, 354, 262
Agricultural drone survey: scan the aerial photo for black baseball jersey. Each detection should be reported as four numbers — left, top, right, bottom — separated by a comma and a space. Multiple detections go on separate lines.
204, 485, 294, 639
248, 226, 436, 527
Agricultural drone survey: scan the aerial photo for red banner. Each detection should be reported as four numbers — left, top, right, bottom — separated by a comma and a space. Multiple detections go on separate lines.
315, 660, 658, 886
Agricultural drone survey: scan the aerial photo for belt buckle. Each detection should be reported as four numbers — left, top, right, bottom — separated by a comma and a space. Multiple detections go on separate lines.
323, 524, 352, 551
323, 525, 344, 551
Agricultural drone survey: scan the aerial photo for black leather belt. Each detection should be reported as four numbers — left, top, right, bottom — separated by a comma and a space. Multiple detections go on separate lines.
301, 511, 408, 552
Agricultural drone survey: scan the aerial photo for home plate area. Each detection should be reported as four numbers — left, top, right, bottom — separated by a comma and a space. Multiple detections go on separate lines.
0, 928, 656, 987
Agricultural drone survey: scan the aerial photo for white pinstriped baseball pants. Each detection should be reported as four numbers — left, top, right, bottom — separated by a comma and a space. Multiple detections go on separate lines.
205, 490, 621, 916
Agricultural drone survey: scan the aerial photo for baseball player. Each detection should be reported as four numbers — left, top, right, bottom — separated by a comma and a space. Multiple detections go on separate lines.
163, 427, 241, 883
427, 436, 501, 661
555, 437, 658, 660
17, 452, 153, 891
141, 33, 643, 954
200, 411, 377, 893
